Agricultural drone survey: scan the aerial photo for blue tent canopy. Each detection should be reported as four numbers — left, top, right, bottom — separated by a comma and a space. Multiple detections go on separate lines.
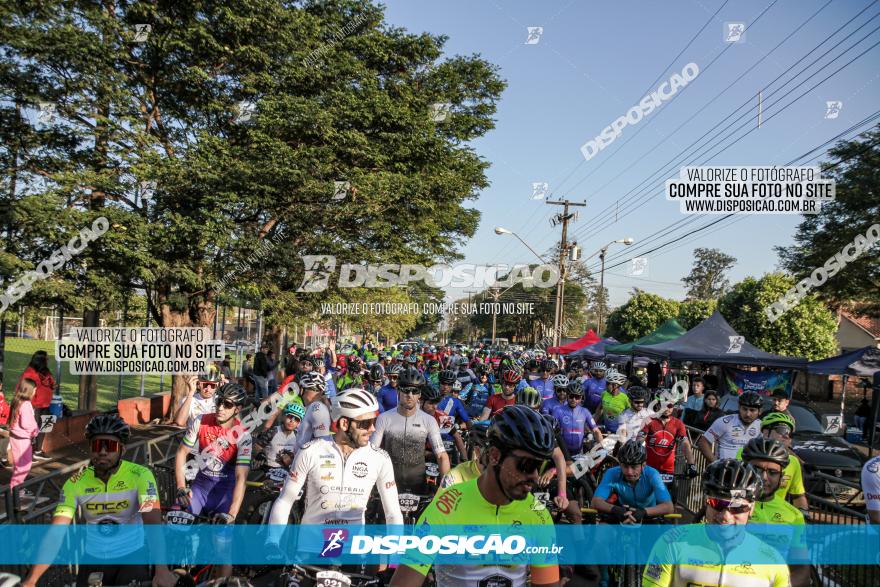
568, 337, 619, 359
806, 346, 880, 376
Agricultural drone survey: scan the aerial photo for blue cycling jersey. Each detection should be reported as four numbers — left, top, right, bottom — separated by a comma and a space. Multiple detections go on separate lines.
541, 396, 564, 416
595, 465, 672, 509
582, 377, 606, 412
377, 384, 398, 413
530, 377, 555, 400
437, 396, 471, 426
551, 403, 598, 455
465, 384, 491, 419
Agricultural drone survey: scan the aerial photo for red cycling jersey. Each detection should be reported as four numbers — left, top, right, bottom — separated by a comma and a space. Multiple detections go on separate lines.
641, 416, 686, 473
484, 394, 515, 417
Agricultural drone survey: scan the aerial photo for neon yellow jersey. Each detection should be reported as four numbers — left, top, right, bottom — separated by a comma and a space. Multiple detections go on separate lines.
735, 446, 805, 499
55, 460, 160, 558
440, 459, 481, 488
406, 478, 559, 587
750, 496, 807, 560
642, 524, 790, 587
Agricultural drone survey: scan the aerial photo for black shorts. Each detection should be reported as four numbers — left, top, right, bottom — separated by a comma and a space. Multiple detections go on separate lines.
76, 547, 152, 587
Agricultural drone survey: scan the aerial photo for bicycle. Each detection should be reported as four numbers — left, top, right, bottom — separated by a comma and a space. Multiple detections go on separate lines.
240, 466, 301, 526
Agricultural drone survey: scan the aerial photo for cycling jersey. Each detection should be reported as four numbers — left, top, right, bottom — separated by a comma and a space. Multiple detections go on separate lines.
437, 396, 471, 427
595, 465, 672, 509
267, 438, 403, 549
735, 446, 805, 500
336, 373, 363, 391
551, 403, 598, 455
705, 414, 761, 460
642, 524, 790, 587
377, 384, 398, 413
618, 408, 652, 441
371, 408, 446, 492
179, 391, 216, 426
183, 413, 252, 480
55, 461, 160, 558
464, 384, 490, 419
484, 393, 515, 417
582, 377, 606, 412
263, 426, 298, 464
541, 396, 564, 417
530, 377, 554, 400
642, 417, 687, 474
600, 391, 631, 433
440, 459, 481, 488
295, 401, 332, 451
407, 478, 559, 587
861, 455, 880, 517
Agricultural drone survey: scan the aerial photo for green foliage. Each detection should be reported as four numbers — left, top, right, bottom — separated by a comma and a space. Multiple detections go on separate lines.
718, 273, 838, 360
776, 127, 880, 315
677, 299, 717, 330
682, 248, 737, 300
605, 292, 681, 342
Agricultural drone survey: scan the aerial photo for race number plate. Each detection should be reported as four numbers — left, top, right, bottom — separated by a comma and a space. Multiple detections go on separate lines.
425, 462, 440, 478
660, 473, 675, 483
399, 493, 420, 513
268, 467, 288, 483
316, 570, 352, 587
165, 510, 196, 526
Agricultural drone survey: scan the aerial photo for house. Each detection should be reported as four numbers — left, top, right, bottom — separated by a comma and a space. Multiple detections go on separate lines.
837, 309, 880, 352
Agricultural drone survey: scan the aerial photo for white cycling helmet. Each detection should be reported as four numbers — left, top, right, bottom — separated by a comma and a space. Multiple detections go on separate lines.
331, 388, 379, 421
605, 370, 628, 385
552, 374, 570, 388
591, 361, 607, 371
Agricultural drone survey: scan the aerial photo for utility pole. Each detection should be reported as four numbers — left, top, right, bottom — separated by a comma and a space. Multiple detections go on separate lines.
488, 288, 501, 345
546, 199, 586, 352
464, 290, 477, 344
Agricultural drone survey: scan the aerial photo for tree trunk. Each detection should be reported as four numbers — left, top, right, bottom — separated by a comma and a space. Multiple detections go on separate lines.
78, 309, 99, 410
160, 295, 216, 420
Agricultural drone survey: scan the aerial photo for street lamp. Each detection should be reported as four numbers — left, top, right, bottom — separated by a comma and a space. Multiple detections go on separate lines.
494, 227, 548, 264
596, 238, 634, 335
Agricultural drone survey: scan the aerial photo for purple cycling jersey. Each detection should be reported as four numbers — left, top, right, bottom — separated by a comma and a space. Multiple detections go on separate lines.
582, 377, 606, 412
551, 403, 598, 455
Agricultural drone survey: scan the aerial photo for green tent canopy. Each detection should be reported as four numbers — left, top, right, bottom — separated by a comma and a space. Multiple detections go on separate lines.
605, 318, 687, 354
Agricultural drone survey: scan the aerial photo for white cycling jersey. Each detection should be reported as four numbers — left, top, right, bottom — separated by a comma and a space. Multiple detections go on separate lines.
267, 438, 403, 549
179, 391, 215, 427
371, 408, 445, 492
704, 414, 761, 460
295, 401, 331, 451
862, 455, 880, 517
618, 407, 653, 441
264, 426, 298, 464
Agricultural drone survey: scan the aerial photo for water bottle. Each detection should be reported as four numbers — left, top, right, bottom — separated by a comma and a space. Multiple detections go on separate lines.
49, 391, 63, 420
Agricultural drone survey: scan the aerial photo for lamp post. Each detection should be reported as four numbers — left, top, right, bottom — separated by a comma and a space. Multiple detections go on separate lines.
594, 238, 634, 335
494, 227, 548, 347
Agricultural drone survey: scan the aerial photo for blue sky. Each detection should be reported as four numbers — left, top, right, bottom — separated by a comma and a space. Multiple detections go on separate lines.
381, 0, 880, 306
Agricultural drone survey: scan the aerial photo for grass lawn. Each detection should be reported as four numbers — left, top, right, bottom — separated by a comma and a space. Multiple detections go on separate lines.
2, 337, 244, 411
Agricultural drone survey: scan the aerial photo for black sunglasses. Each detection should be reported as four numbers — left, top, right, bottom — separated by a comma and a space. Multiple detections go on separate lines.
509, 454, 545, 475
347, 417, 377, 430
399, 387, 421, 396
217, 399, 238, 410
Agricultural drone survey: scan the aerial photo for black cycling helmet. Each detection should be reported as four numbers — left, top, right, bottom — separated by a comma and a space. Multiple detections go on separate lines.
741, 437, 790, 468
85, 413, 131, 444
368, 364, 385, 383
215, 382, 248, 406
438, 369, 457, 385
617, 439, 647, 465
627, 386, 650, 403
488, 405, 554, 459
398, 367, 426, 389
421, 385, 441, 403
566, 380, 582, 395
703, 458, 763, 501
738, 391, 763, 409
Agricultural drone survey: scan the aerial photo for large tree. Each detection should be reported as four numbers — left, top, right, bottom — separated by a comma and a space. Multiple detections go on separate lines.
0, 0, 505, 411
604, 291, 680, 342
681, 247, 737, 300
718, 273, 837, 360
677, 298, 717, 330
777, 127, 880, 316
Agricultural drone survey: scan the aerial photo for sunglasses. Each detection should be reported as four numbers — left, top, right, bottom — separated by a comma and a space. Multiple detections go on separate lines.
568, 394, 583, 400
348, 417, 377, 430
750, 464, 783, 479
388, 375, 399, 380
770, 425, 792, 437
509, 454, 545, 475
706, 497, 751, 514
399, 387, 421, 396
217, 399, 238, 410
91, 438, 121, 453
284, 414, 302, 421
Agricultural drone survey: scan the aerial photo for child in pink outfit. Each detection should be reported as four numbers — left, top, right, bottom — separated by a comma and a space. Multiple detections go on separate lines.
9, 379, 39, 489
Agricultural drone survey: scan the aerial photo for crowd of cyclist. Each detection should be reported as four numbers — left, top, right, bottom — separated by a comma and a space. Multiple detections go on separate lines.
16, 341, 875, 587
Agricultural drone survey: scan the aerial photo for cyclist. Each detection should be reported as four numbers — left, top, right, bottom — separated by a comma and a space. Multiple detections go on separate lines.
698, 390, 763, 462
617, 386, 652, 441
639, 391, 697, 496
479, 368, 520, 419
175, 383, 252, 523
22, 414, 178, 587
736, 411, 808, 512
541, 379, 569, 416
422, 385, 467, 466
336, 357, 364, 391
530, 360, 555, 400
594, 369, 630, 434
465, 367, 492, 419
437, 376, 471, 431
253, 402, 304, 470
426, 359, 441, 388
582, 361, 608, 412
371, 367, 450, 493
365, 363, 386, 396
550, 383, 604, 456
591, 439, 674, 523
440, 421, 490, 488
740, 438, 809, 586
642, 459, 789, 587
266, 388, 403, 554
378, 364, 403, 413
173, 369, 222, 427
863, 454, 880, 524
294, 371, 332, 450
390, 405, 562, 587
